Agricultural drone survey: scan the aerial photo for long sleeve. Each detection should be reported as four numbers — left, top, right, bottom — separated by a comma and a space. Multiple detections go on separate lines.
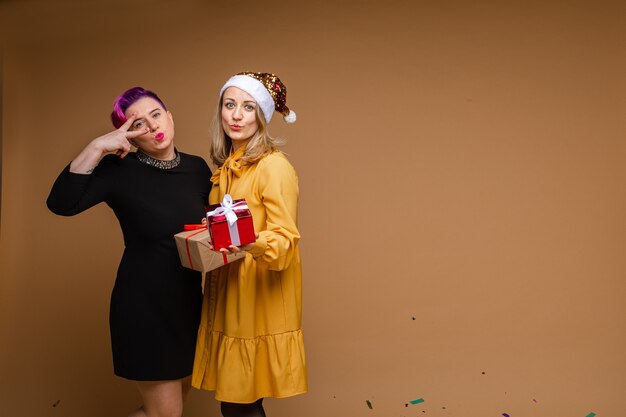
46, 155, 116, 216
247, 154, 300, 271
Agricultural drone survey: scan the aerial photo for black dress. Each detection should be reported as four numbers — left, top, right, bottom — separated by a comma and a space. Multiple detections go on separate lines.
47, 152, 211, 381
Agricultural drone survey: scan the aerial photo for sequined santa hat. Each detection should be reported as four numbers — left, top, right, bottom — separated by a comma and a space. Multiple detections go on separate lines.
219, 72, 296, 124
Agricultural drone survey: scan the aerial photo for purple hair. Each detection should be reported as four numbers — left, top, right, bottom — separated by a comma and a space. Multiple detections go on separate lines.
110, 87, 167, 128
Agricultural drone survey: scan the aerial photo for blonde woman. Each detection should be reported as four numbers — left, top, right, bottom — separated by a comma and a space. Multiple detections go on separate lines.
193, 73, 306, 417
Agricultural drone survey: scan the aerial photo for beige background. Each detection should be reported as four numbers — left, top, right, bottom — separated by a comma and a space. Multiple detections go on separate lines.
1, 0, 625, 416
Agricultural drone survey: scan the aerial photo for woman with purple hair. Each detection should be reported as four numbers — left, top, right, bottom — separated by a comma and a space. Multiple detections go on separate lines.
47, 87, 211, 417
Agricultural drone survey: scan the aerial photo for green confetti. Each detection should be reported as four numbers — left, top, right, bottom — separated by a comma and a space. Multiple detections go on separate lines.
366, 400, 373, 409
586, 413, 596, 417
410, 398, 425, 405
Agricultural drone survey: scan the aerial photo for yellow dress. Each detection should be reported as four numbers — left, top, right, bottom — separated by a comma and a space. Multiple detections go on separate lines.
192, 146, 307, 403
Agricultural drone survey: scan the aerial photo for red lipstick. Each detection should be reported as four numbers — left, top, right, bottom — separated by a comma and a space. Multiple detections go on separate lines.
155, 132, 165, 141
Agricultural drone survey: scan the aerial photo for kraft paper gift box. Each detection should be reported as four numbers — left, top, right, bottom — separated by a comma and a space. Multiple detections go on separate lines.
175, 226, 245, 272
206, 194, 256, 250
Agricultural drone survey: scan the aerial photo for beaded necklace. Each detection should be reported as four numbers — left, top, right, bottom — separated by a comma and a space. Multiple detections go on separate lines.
136, 149, 181, 170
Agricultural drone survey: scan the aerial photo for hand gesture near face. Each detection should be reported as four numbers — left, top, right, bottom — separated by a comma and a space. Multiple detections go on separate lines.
69, 114, 149, 174
94, 114, 149, 158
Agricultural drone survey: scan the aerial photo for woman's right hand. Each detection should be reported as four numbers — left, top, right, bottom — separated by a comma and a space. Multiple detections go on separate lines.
69, 114, 150, 174
91, 114, 149, 158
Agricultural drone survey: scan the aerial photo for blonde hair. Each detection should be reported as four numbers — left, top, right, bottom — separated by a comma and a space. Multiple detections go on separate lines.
209, 96, 285, 167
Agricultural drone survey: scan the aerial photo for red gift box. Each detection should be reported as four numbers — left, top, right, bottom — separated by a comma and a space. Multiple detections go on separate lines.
206, 194, 256, 250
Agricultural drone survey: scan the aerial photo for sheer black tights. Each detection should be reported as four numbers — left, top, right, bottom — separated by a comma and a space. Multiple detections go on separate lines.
220, 399, 266, 417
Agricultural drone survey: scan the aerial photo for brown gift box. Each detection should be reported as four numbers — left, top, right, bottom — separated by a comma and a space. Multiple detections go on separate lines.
174, 227, 245, 272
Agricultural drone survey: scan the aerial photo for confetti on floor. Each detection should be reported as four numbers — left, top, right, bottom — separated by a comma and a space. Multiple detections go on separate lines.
52, 400, 60, 407
502, 413, 510, 417
410, 398, 425, 405
585, 413, 596, 417
366, 400, 373, 409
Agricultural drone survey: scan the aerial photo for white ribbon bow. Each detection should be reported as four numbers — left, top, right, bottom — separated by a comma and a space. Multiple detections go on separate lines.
206, 194, 249, 226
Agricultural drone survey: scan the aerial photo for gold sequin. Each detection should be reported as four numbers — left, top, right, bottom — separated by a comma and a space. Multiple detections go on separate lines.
237, 72, 290, 116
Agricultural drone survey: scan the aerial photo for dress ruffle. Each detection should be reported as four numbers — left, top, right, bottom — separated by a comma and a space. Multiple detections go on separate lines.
192, 327, 308, 403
